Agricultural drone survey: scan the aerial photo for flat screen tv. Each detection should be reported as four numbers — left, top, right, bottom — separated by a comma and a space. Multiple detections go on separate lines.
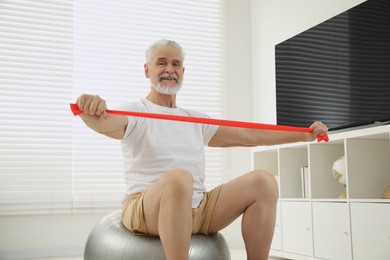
275, 0, 390, 131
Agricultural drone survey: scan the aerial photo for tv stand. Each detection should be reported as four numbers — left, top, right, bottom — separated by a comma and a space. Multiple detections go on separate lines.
252, 124, 390, 260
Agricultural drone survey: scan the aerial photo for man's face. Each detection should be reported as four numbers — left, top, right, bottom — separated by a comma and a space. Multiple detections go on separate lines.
145, 45, 185, 95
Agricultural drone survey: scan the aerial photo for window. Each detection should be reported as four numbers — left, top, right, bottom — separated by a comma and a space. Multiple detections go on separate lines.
0, 0, 227, 215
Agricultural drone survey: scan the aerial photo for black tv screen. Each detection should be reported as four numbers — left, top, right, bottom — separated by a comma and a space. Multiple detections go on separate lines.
276, 0, 390, 131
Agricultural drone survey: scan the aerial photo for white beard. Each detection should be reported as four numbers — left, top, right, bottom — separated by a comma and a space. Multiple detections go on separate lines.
151, 73, 182, 95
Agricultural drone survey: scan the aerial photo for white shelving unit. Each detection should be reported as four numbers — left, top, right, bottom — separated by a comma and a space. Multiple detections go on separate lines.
252, 124, 390, 260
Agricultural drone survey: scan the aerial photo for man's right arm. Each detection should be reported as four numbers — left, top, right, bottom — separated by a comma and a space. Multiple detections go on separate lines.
76, 94, 128, 140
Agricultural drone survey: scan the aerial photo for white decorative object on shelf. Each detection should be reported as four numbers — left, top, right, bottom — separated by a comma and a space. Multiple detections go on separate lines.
332, 155, 347, 199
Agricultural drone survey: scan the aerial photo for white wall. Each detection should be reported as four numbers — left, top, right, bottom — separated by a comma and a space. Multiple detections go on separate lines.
0, 213, 106, 259
0, 0, 368, 259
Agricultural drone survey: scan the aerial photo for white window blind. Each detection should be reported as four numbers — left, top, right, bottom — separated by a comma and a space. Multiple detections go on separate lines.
0, 0, 228, 215
0, 0, 73, 215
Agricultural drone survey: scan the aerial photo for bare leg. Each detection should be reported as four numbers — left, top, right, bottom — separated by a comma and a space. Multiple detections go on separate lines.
208, 169, 279, 260
142, 168, 193, 260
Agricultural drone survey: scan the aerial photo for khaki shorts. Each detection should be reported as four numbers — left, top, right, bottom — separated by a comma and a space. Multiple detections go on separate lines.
122, 185, 222, 235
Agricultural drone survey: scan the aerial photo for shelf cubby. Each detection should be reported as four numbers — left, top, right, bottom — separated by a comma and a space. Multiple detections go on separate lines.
346, 133, 390, 200
278, 145, 308, 199
309, 140, 345, 199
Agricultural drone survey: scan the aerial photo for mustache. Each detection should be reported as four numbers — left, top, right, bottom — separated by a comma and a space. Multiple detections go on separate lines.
158, 72, 178, 82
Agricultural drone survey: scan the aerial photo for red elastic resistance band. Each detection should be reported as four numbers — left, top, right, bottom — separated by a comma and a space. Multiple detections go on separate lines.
70, 103, 329, 142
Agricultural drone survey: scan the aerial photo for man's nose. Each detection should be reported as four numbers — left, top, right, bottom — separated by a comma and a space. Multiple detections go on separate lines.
164, 64, 175, 73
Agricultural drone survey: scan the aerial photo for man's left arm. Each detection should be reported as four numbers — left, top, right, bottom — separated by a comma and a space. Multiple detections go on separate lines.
208, 121, 328, 148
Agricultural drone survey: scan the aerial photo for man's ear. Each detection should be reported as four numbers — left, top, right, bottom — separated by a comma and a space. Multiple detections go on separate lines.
144, 63, 150, 78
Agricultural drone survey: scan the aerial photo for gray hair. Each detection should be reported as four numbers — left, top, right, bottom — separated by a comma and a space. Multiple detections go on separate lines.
145, 39, 185, 64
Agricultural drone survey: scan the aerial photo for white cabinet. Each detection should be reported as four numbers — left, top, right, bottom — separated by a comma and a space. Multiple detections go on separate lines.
281, 201, 313, 256
312, 202, 351, 260
252, 125, 390, 260
350, 203, 390, 260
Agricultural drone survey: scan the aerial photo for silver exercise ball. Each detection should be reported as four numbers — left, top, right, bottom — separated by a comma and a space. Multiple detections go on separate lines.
84, 210, 231, 260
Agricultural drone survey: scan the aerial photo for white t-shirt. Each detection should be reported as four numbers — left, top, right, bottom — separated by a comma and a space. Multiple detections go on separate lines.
119, 98, 219, 208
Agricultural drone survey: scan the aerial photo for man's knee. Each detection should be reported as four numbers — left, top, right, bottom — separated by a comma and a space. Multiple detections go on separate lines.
161, 168, 194, 197
250, 169, 279, 200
